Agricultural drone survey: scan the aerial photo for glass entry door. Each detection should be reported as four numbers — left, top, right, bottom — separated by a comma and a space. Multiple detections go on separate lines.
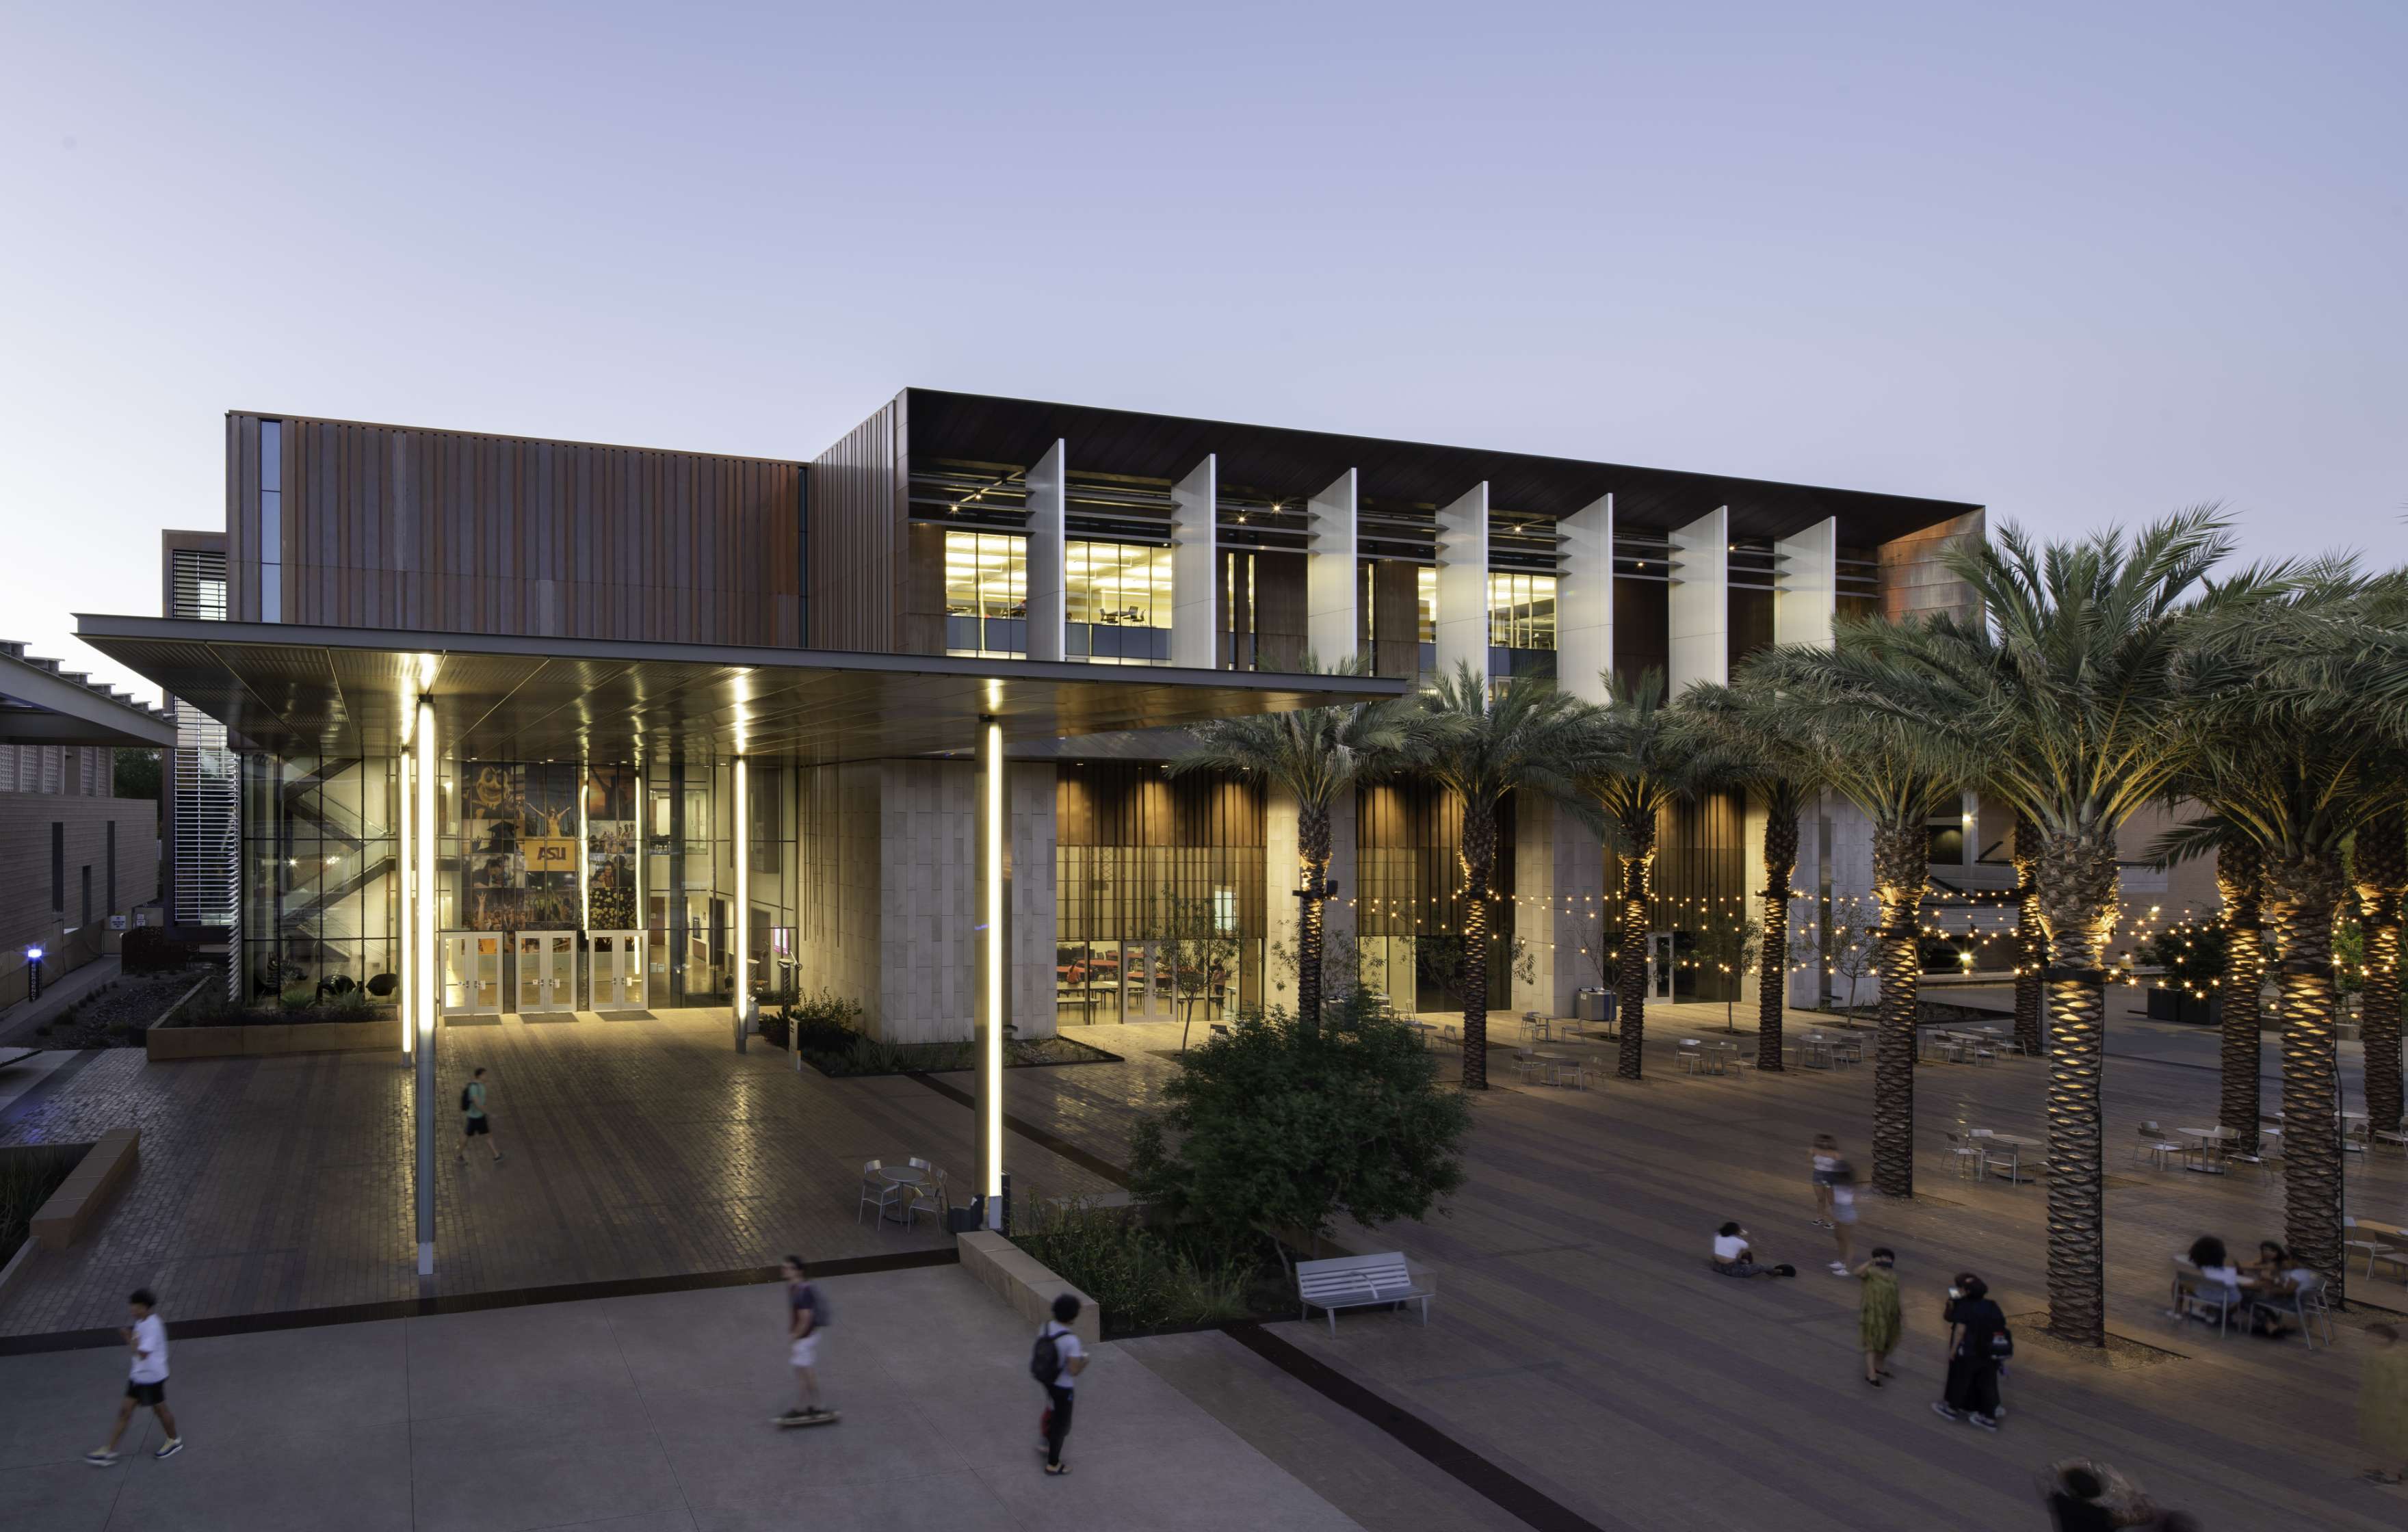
1648, 932, 1675, 1000
441, 932, 503, 1016
1122, 942, 1176, 1021
588, 930, 646, 1009
516, 932, 577, 1014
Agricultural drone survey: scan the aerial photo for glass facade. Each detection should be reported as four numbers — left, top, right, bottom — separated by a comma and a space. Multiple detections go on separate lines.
944, 530, 1028, 657
1488, 571, 1558, 681
1066, 540, 1171, 664
240, 754, 397, 1002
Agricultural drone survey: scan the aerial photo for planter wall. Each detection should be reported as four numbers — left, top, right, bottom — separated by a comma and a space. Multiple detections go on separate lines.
146, 1019, 404, 1061
2145, 987, 2223, 1027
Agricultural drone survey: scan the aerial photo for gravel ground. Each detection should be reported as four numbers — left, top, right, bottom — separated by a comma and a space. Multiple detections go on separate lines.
24, 966, 209, 1049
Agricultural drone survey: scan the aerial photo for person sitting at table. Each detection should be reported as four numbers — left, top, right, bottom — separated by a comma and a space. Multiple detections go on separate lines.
1712, 1222, 1796, 1278
2186, 1235, 2246, 1312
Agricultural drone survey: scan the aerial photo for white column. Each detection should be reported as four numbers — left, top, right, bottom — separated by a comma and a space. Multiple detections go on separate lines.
1435, 482, 1489, 682
1512, 794, 1603, 1018
1774, 515, 1837, 650
733, 754, 749, 1038
1307, 468, 1359, 667
413, 697, 436, 1280
1668, 505, 1729, 694
1557, 494, 1612, 704
974, 717, 1006, 1217
1170, 455, 1217, 669
398, 745, 415, 1057
1024, 440, 1067, 662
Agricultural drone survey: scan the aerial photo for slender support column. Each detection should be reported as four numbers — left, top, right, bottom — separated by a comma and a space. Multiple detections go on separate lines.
1025, 441, 1067, 662
974, 716, 1007, 1220
1668, 505, 1729, 694
1170, 456, 1217, 670
1558, 494, 1612, 703
413, 698, 436, 1281
733, 754, 749, 1043
1306, 469, 1359, 665
1774, 516, 1837, 649
398, 747, 415, 1058
1435, 482, 1489, 681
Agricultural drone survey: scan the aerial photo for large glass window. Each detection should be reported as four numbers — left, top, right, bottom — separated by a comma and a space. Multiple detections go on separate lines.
1488, 573, 1557, 650
1417, 566, 1437, 674
240, 754, 397, 1002
1067, 540, 1172, 664
944, 530, 1027, 657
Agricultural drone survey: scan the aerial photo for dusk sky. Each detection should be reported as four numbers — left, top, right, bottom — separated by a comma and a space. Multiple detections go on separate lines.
3, 1, 2400, 697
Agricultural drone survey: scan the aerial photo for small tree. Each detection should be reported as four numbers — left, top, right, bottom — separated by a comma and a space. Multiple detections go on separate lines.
1690, 914, 1764, 1033
1142, 890, 1246, 1052
1824, 899, 1880, 1024
1128, 989, 1472, 1265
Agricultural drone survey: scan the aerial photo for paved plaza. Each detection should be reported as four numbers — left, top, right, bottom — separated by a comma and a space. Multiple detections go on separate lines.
0, 999, 2401, 1529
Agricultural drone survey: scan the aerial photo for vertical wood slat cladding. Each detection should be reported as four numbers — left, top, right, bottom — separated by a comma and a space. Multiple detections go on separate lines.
1368, 559, 1420, 681
222, 413, 801, 645
1250, 551, 1309, 672
806, 393, 911, 653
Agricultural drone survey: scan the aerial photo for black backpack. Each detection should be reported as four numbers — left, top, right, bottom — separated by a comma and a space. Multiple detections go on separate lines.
459, 1084, 474, 1112
1030, 1329, 1061, 1385
1988, 1324, 2015, 1360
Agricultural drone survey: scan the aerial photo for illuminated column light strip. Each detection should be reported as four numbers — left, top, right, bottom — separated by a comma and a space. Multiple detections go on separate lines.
397, 739, 414, 1057
978, 715, 1005, 1213
413, 696, 437, 1278
733, 753, 749, 1042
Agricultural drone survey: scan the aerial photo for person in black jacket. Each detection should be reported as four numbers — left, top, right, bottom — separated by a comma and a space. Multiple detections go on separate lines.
1931, 1271, 2006, 1429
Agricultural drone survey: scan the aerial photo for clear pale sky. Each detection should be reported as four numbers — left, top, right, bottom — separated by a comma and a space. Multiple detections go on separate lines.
2, 1, 2400, 698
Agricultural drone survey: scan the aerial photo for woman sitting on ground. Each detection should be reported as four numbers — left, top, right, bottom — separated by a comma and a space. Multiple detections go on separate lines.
1712, 1222, 1796, 1278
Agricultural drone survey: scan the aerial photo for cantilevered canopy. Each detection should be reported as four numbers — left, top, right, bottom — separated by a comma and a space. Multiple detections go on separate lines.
74, 615, 1404, 763
0, 641, 175, 748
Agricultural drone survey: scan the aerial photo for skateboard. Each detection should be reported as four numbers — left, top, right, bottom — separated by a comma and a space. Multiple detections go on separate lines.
774, 1410, 841, 1428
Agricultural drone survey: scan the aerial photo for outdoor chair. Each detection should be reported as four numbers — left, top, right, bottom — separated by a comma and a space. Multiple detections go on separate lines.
2343, 1120, 2373, 1157
1968, 1044, 1998, 1067
2254, 1136, 2286, 1184
2249, 1271, 2335, 1349
2346, 1217, 2408, 1280
2130, 1122, 2182, 1171
902, 1157, 940, 1228
2170, 1258, 2240, 1337
1677, 1040, 1704, 1074
857, 1159, 911, 1226
1943, 1131, 1987, 1180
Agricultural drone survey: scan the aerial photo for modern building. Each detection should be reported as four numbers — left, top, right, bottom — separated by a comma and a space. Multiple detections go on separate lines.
0, 644, 172, 1008
82, 389, 2006, 1051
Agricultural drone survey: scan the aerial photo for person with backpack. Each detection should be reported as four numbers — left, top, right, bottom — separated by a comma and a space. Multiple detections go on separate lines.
1031, 1292, 1087, 1475
457, 1066, 500, 1163
774, 1255, 837, 1426
86, 1289, 183, 1465
1931, 1270, 2009, 1429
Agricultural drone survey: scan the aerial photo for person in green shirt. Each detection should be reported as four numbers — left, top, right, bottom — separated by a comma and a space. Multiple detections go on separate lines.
1856, 1247, 1902, 1386
2364, 1323, 2408, 1483
457, 1066, 501, 1163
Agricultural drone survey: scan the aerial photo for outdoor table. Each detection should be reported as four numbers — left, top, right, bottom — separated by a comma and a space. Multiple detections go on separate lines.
1980, 1132, 2041, 1182
1801, 1035, 1833, 1070
873, 1163, 926, 1223
2177, 1126, 2235, 1174
1405, 1020, 1439, 1049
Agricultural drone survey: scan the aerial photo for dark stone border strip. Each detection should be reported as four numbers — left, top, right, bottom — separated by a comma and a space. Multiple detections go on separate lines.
1222, 1320, 1623, 1532
0, 1246, 957, 1356
904, 1070, 1132, 1187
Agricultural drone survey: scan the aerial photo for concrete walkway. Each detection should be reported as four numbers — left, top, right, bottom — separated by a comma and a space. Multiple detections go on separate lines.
0, 1263, 1371, 1532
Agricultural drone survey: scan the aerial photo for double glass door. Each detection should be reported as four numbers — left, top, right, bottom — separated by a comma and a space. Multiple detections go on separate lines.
516, 933, 577, 1013
588, 931, 645, 1009
1648, 932, 1675, 1001
441, 933, 504, 1016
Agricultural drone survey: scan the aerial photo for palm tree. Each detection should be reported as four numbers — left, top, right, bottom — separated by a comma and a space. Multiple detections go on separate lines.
2353, 811, 2406, 1135
1415, 662, 1591, 1089
1809, 511, 2271, 1345
1173, 656, 1413, 1029
2213, 834, 2268, 1139
2009, 809, 2046, 1059
1686, 677, 1823, 1072
1574, 670, 1725, 1079
1714, 648, 1969, 1198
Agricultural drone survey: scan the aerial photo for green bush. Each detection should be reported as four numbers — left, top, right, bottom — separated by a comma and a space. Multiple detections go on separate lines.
1129, 987, 1471, 1250
0, 1146, 81, 1263
1011, 1196, 1261, 1335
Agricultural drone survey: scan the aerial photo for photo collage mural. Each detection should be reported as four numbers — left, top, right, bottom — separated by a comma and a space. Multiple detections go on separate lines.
585, 765, 638, 930
454, 761, 644, 934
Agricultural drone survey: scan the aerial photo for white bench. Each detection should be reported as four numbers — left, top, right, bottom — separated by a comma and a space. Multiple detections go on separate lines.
1296, 1252, 1435, 1336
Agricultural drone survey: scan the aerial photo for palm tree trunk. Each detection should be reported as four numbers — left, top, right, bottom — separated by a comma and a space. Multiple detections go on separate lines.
2269, 850, 2348, 1297
1458, 802, 1497, 1091
1870, 823, 1926, 1199
1297, 803, 1332, 1031
2216, 838, 2266, 1139
2353, 812, 2405, 1133
2037, 835, 2123, 1349
1756, 805, 1798, 1072
1615, 812, 1658, 1081
2012, 810, 2045, 1058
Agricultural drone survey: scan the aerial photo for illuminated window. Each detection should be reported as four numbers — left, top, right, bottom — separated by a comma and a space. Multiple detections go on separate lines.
944, 531, 1027, 657
1487, 572, 1557, 650
1067, 541, 1172, 664
1416, 567, 1437, 642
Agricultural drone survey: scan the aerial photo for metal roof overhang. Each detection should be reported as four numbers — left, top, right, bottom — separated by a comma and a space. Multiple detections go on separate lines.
73, 615, 1405, 764
0, 649, 176, 749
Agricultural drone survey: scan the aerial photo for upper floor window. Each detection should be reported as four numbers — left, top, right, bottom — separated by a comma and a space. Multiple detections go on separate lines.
944, 530, 1027, 657
259, 419, 283, 622
1068, 541, 1170, 665
1488, 573, 1557, 651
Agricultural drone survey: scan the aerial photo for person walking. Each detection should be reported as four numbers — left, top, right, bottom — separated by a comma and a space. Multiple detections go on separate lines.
774, 1255, 837, 1427
1931, 1271, 2008, 1429
1826, 1159, 1859, 1276
1031, 1292, 1087, 1476
1855, 1248, 1901, 1385
457, 1066, 501, 1163
1808, 1133, 1839, 1228
2362, 1322, 2408, 1483
86, 1289, 182, 1465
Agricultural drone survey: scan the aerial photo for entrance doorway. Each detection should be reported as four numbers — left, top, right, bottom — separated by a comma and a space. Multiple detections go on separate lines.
589, 930, 646, 1009
441, 932, 504, 1016
516, 932, 577, 1014
1648, 932, 1675, 1001
1121, 942, 1176, 1021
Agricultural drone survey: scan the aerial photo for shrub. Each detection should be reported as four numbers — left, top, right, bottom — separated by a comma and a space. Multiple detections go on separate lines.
1129, 987, 1471, 1251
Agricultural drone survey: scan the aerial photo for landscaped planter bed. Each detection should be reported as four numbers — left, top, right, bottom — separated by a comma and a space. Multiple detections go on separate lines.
146, 1018, 404, 1060
792, 1033, 1120, 1079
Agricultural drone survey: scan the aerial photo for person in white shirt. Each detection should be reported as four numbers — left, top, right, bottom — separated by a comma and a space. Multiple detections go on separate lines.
87, 1289, 183, 1465
1712, 1223, 1796, 1279
1034, 1293, 1088, 1475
